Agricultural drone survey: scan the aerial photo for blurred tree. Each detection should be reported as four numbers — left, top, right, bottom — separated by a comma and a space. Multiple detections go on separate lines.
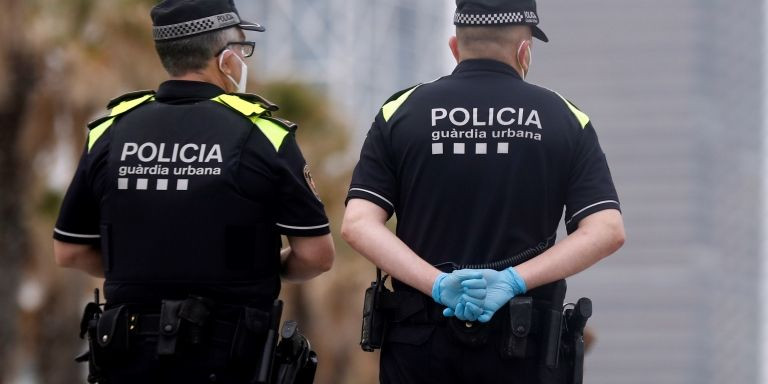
0, 1, 373, 383
261, 82, 380, 384
0, 1, 36, 381
0, 0, 160, 382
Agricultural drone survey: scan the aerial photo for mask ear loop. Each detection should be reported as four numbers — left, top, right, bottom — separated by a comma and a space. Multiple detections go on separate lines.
517, 40, 531, 80
218, 49, 241, 91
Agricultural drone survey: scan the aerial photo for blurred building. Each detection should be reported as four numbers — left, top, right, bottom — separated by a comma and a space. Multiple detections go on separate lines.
534, 1, 764, 383
241, 1, 765, 383
241, 0, 455, 142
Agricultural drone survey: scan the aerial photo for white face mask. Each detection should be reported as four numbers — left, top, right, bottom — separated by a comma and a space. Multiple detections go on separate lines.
517, 40, 532, 80
218, 49, 248, 93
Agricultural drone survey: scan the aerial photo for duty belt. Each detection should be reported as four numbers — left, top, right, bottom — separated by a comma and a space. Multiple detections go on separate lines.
128, 313, 239, 346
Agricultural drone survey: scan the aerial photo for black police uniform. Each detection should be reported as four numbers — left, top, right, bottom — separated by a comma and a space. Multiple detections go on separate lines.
346, 2, 619, 383
54, 1, 329, 381
54, 80, 329, 383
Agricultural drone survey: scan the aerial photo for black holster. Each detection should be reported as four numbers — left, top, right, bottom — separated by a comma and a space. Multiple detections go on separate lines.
273, 321, 317, 384
561, 298, 592, 384
360, 270, 395, 351
157, 296, 214, 356
76, 290, 106, 384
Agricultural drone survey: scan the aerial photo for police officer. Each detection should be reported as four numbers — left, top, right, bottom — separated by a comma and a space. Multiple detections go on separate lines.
53, 0, 334, 382
342, 0, 625, 383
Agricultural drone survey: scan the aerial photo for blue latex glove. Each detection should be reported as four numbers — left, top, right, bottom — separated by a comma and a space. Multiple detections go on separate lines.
431, 270, 486, 321
476, 267, 526, 323
444, 267, 527, 322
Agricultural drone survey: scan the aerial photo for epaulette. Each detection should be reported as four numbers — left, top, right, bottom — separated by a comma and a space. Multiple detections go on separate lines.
86, 115, 114, 131
211, 93, 281, 118
86, 90, 156, 152
87, 90, 156, 130
229, 92, 279, 112
106, 90, 156, 109
260, 116, 298, 132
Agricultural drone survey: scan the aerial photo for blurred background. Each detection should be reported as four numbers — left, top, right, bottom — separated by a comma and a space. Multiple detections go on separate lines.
0, 0, 764, 383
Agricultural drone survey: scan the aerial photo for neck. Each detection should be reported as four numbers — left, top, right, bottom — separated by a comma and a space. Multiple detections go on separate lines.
170, 67, 230, 92
459, 55, 524, 78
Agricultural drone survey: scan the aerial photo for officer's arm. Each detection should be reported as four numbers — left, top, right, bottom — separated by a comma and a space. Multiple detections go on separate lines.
341, 199, 442, 296
53, 240, 104, 278
280, 234, 335, 282
515, 209, 625, 290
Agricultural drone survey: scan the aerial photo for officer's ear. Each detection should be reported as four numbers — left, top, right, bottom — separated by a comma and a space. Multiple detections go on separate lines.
516, 39, 532, 76
449, 36, 460, 63
218, 50, 236, 77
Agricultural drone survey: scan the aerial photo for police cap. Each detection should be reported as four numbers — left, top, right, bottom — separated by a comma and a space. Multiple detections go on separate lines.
454, 0, 549, 42
151, 0, 265, 41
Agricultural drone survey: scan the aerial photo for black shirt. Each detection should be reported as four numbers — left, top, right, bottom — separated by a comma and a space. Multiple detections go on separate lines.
54, 81, 329, 306
347, 59, 620, 270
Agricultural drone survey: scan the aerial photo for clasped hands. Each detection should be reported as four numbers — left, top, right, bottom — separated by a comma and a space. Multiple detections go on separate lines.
431, 268, 527, 323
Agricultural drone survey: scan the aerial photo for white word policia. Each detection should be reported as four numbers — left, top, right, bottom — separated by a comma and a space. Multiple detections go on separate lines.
121, 142, 223, 163
431, 107, 542, 129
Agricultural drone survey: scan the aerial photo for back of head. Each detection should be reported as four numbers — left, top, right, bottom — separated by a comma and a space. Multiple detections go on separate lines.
454, 0, 548, 43
150, 0, 265, 76
154, 27, 240, 77
456, 25, 531, 62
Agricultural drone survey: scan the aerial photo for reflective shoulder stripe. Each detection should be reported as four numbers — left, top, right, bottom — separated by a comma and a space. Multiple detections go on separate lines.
110, 94, 155, 116
211, 94, 268, 116
553, 91, 590, 129
87, 94, 156, 153
252, 116, 290, 151
211, 94, 290, 150
88, 117, 116, 152
382, 85, 422, 122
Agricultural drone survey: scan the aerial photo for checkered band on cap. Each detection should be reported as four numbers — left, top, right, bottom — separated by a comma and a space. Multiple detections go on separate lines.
454, 12, 533, 25
153, 12, 240, 40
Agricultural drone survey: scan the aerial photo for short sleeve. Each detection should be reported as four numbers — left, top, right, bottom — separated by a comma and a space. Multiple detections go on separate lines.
564, 122, 621, 234
346, 120, 397, 217
272, 134, 330, 237
53, 146, 101, 245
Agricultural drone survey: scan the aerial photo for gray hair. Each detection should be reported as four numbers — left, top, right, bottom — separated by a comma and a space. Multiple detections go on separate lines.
457, 25, 531, 56
154, 27, 241, 76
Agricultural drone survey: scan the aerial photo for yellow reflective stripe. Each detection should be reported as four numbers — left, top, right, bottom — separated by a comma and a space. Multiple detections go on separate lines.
252, 117, 289, 151
88, 118, 115, 152
110, 94, 154, 116
87, 94, 154, 152
212, 94, 267, 116
382, 85, 421, 122
554, 92, 590, 129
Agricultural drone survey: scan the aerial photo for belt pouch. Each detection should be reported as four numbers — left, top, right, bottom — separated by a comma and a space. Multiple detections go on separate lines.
501, 297, 533, 359
157, 300, 183, 356
93, 305, 127, 368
